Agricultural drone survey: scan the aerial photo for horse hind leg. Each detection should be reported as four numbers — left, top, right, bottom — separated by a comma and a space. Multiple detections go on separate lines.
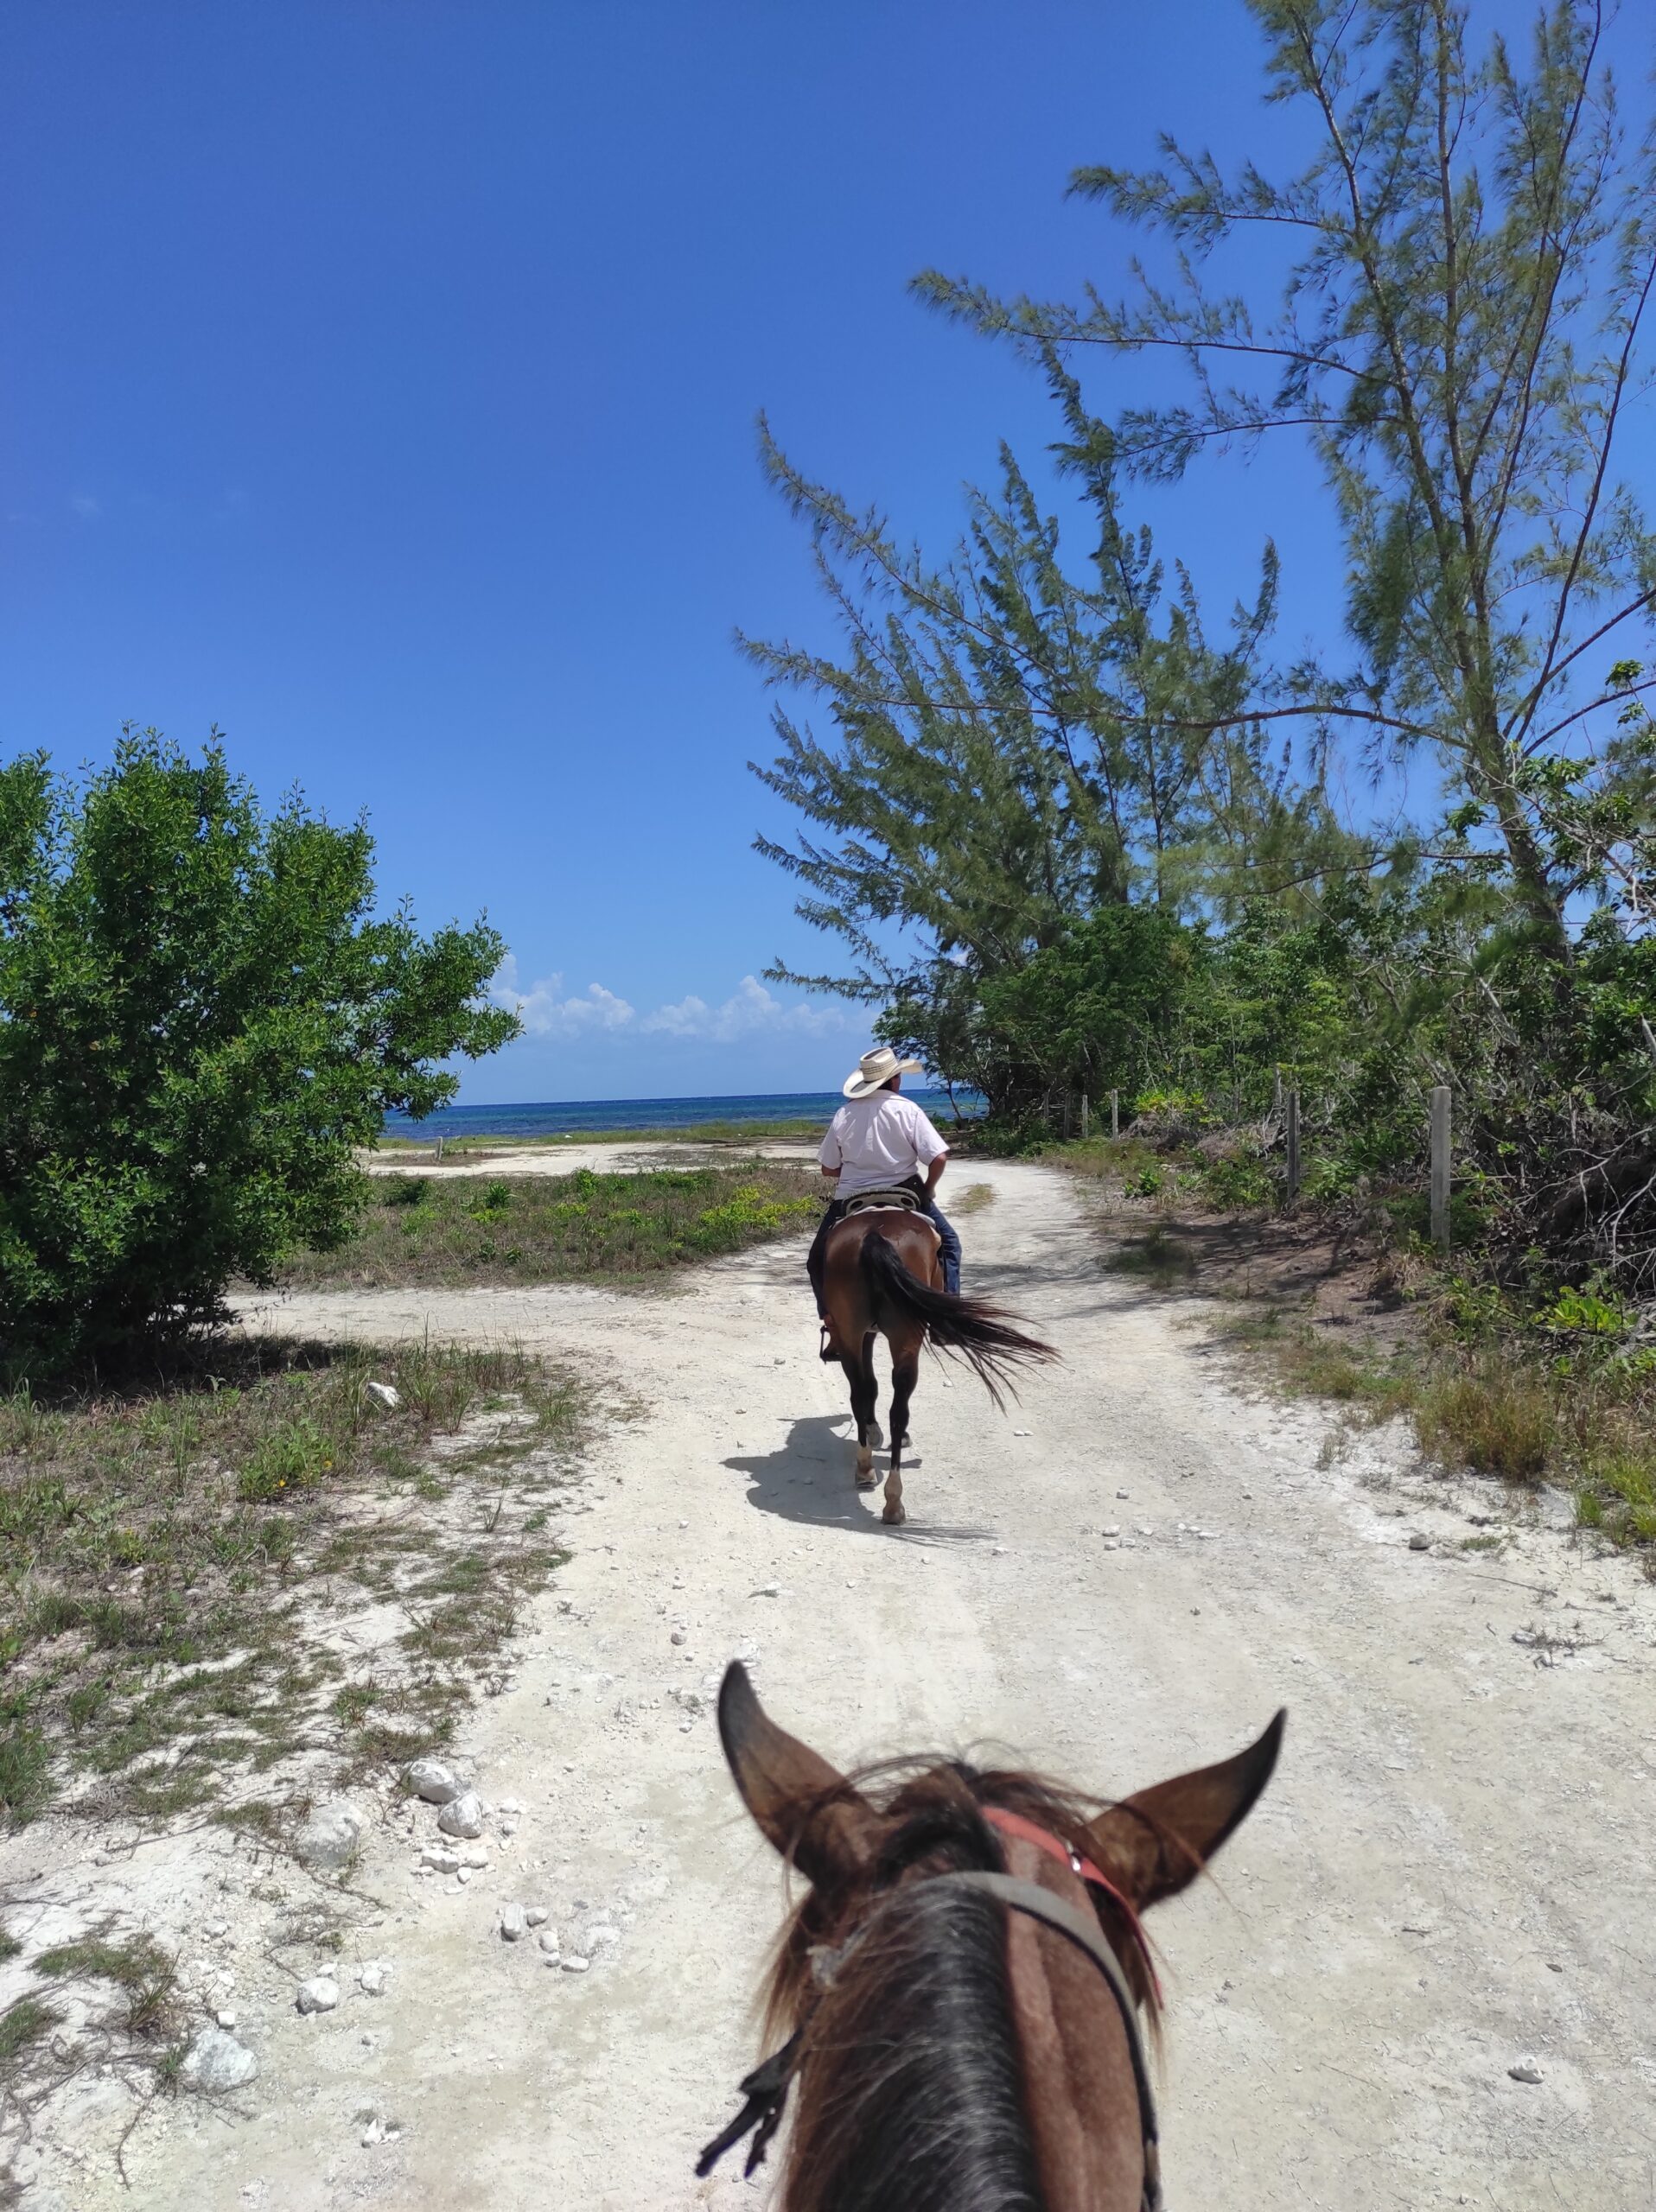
882, 1346, 920, 1526
859, 1332, 882, 1452
842, 1352, 879, 1489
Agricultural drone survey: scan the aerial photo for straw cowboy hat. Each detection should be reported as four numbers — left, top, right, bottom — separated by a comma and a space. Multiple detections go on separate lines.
842, 1046, 924, 1100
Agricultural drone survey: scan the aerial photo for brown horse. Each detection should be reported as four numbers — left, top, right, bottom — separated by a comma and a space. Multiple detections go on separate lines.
819, 1203, 1055, 1525
703, 1662, 1284, 2212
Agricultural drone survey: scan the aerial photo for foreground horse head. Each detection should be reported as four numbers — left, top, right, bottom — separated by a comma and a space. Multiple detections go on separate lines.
821, 1205, 1056, 1525
704, 1663, 1284, 2212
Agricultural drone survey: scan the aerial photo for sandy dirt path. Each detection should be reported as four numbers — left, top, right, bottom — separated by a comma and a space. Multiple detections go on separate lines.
75, 1159, 1656, 2211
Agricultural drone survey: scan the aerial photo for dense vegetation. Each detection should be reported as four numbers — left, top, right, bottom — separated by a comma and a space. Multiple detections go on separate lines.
752, 0, 1656, 1308
0, 731, 517, 1377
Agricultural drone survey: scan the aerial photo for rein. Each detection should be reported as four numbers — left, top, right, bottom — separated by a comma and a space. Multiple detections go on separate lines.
697, 1821, 1164, 2210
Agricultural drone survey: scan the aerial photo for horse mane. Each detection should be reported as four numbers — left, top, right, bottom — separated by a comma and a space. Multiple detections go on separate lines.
760, 1758, 1162, 2212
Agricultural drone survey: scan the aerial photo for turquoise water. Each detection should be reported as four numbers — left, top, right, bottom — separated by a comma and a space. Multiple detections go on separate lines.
382, 1088, 982, 1141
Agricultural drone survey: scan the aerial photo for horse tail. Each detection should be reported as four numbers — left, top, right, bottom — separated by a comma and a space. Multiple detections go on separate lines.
857, 1230, 1058, 1411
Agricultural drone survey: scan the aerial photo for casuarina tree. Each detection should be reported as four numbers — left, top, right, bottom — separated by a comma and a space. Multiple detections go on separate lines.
917, 0, 1656, 948
0, 730, 518, 1375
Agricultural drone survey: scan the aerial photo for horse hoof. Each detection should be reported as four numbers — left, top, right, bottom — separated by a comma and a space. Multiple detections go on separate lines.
882, 1502, 907, 1526
865, 1422, 884, 1450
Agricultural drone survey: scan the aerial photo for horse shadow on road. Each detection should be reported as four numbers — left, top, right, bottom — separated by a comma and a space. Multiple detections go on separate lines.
723, 1414, 997, 1548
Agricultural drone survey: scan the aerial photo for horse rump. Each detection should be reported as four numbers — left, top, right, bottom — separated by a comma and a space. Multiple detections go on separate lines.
858, 1230, 1057, 1409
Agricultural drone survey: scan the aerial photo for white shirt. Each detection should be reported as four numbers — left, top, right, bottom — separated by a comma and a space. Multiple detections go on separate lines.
819, 1091, 949, 1198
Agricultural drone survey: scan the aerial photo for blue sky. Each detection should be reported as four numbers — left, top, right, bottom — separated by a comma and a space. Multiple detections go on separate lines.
3, 2, 1648, 1101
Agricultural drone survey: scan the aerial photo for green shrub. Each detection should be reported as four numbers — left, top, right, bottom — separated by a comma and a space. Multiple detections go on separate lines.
238, 1416, 341, 1501
0, 732, 517, 1377
467, 1179, 513, 1223
1201, 1153, 1274, 1210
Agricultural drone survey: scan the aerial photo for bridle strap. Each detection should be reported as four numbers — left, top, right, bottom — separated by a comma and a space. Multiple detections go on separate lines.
697, 1866, 1164, 2208
941, 1872, 1162, 2212
981, 1805, 1162, 2001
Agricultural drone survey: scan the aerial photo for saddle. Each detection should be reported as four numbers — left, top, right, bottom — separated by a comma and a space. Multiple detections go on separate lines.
842, 1186, 924, 1218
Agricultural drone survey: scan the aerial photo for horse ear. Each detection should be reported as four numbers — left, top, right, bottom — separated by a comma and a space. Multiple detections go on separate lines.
1086, 1710, 1285, 1911
718, 1662, 881, 1889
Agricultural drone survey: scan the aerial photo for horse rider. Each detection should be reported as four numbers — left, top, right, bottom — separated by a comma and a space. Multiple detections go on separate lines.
807, 1047, 963, 1335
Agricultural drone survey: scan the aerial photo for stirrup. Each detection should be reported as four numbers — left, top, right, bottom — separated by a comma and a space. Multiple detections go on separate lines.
818, 1320, 835, 1362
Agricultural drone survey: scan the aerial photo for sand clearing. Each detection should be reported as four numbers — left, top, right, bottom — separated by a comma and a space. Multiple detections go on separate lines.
19, 1154, 1656, 2211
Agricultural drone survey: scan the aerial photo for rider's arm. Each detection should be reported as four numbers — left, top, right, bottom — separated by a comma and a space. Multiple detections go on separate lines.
818, 1116, 844, 1187
909, 1100, 949, 1194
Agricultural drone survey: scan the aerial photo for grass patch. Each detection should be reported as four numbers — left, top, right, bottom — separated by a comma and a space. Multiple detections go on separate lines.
1104, 1224, 1199, 1288
1216, 1294, 1656, 1567
1211, 1306, 1420, 1414
952, 1182, 997, 1215
34, 1934, 182, 2041
1414, 1358, 1557, 1481
0, 1995, 58, 2066
0, 1720, 52, 1827
0, 1338, 589, 1828
376, 1117, 825, 1154
1053, 1123, 1656, 1570
283, 1163, 819, 1289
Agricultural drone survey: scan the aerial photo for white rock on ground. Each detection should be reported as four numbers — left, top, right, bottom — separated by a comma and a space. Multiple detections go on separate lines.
296, 1976, 340, 2015
524, 1907, 548, 1928
405, 1757, 463, 1805
437, 1791, 485, 1840
421, 1846, 461, 1874
295, 1800, 363, 1872
365, 1380, 401, 1410
180, 2027, 259, 2091
358, 1963, 388, 1995
500, 1905, 526, 1942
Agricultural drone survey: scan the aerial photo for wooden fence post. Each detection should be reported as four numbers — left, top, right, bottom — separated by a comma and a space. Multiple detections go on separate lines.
1285, 1089, 1301, 1207
1272, 1065, 1283, 1116
1430, 1084, 1451, 1255
1080, 1094, 1089, 1140
1110, 1088, 1120, 1140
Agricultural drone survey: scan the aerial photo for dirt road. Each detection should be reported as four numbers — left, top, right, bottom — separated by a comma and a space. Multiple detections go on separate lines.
75, 1159, 1656, 2209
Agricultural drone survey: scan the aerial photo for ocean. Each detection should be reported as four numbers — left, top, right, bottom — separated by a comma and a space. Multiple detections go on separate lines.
381, 1088, 983, 1141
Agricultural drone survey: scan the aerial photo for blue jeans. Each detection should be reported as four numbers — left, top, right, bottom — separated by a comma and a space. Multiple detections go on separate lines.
925, 1199, 962, 1295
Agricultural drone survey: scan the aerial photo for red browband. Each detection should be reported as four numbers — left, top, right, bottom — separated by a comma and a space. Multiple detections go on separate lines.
982, 1805, 1162, 2002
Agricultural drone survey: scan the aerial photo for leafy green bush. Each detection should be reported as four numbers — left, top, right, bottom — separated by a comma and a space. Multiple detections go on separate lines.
1202, 1156, 1272, 1210
0, 732, 518, 1376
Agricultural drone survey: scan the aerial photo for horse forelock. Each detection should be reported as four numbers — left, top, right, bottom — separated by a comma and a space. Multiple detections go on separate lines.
760, 1759, 1161, 2212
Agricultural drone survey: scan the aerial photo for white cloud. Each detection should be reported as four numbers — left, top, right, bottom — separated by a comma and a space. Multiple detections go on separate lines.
644, 975, 857, 1042
490, 956, 635, 1037
70, 493, 102, 519
490, 959, 859, 1046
